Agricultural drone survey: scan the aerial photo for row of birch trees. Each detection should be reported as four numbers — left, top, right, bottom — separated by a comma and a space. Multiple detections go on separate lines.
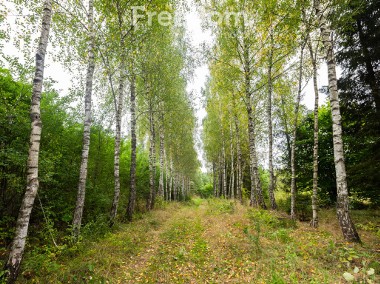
2, 0, 199, 282
201, 0, 361, 243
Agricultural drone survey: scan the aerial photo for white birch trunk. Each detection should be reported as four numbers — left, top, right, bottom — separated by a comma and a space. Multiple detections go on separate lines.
247, 106, 266, 209
126, 75, 137, 221
5, 1, 52, 282
290, 44, 305, 220
72, 0, 95, 239
267, 35, 277, 210
222, 141, 227, 198
219, 153, 223, 198
315, 0, 360, 242
308, 35, 319, 228
212, 161, 217, 197
243, 35, 266, 209
173, 173, 177, 201
164, 149, 168, 200
147, 106, 156, 210
234, 114, 243, 203
158, 117, 165, 198
181, 175, 185, 200
229, 122, 235, 199
169, 156, 173, 201
110, 50, 125, 225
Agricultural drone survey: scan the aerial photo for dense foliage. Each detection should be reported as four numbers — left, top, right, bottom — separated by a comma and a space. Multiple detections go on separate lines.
202, 0, 380, 210
0, 70, 154, 249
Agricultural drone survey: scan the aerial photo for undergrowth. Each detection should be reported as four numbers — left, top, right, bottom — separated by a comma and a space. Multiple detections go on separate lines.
6, 199, 379, 284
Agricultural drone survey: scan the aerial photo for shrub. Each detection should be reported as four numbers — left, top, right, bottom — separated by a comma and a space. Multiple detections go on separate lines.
276, 192, 312, 222
197, 183, 213, 198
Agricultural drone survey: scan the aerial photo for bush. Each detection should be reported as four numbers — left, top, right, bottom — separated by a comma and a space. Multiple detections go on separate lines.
81, 214, 111, 240
275, 192, 312, 222
197, 183, 213, 198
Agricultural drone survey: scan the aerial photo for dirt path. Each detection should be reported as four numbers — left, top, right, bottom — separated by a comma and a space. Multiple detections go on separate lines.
23, 199, 379, 283
113, 200, 282, 283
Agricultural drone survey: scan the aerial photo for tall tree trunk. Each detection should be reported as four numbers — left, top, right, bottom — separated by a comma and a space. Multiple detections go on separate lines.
110, 51, 125, 225
158, 115, 165, 198
126, 75, 137, 221
290, 44, 305, 220
357, 19, 380, 113
212, 161, 217, 197
267, 34, 277, 210
164, 149, 168, 200
181, 175, 185, 200
308, 36, 319, 228
234, 114, 243, 203
173, 173, 177, 201
280, 93, 292, 168
73, 0, 95, 239
229, 122, 235, 199
243, 37, 266, 209
315, 0, 360, 242
147, 107, 156, 210
222, 141, 227, 198
169, 156, 173, 201
110, 4, 127, 225
247, 105, 266, 209
218, 153, 222, 198
4, 1, 52, 282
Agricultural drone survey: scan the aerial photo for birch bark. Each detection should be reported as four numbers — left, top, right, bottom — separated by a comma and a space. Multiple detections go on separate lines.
147, 105, 156, 210
315, 0, 360, 242
169, 156, 173, 201
73, 0, 96, 239
229, 122, 235, 199
213, 161, 217, 197
235, 115, 243, 204
110, 37, 126, 224
242, 34, 266, 209
158, 115, 165, 198
290, 44, 305, 220
126, 75, 137, 221
222, 140, 227, 198
267, 34, 277, 210
5, 1, 52, 282
308, 35, 319, 228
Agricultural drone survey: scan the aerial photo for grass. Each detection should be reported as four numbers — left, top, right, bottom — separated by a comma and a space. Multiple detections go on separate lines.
14, 198, 380, 283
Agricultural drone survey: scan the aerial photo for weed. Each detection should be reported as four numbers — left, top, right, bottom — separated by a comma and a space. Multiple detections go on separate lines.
271, 272, 287, 284
270, 228, 292, 243
207, 199, 235, 215
190, 238, 209, 263
243, 223, 261, 255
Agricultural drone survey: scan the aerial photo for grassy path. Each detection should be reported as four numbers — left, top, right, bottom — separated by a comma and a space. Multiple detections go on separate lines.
19, 199, 379, 283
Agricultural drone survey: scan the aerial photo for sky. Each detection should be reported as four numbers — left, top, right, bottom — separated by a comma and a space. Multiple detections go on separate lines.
184, 0, 212, 172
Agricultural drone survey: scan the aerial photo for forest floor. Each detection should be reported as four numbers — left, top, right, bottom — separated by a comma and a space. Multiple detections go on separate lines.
17, 198, 380, 283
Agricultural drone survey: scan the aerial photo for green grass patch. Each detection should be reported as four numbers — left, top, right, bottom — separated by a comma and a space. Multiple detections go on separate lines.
13, 199, 380, 284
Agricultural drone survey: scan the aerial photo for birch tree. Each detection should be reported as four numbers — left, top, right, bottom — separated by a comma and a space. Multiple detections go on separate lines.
95, 0, 129, 225
126, 75, 137, 221
72, 0, 96, 240
308, 31, 320, 228
290, 43, 305, 220
314, 0, 360, 242
4, 1, 52, 282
